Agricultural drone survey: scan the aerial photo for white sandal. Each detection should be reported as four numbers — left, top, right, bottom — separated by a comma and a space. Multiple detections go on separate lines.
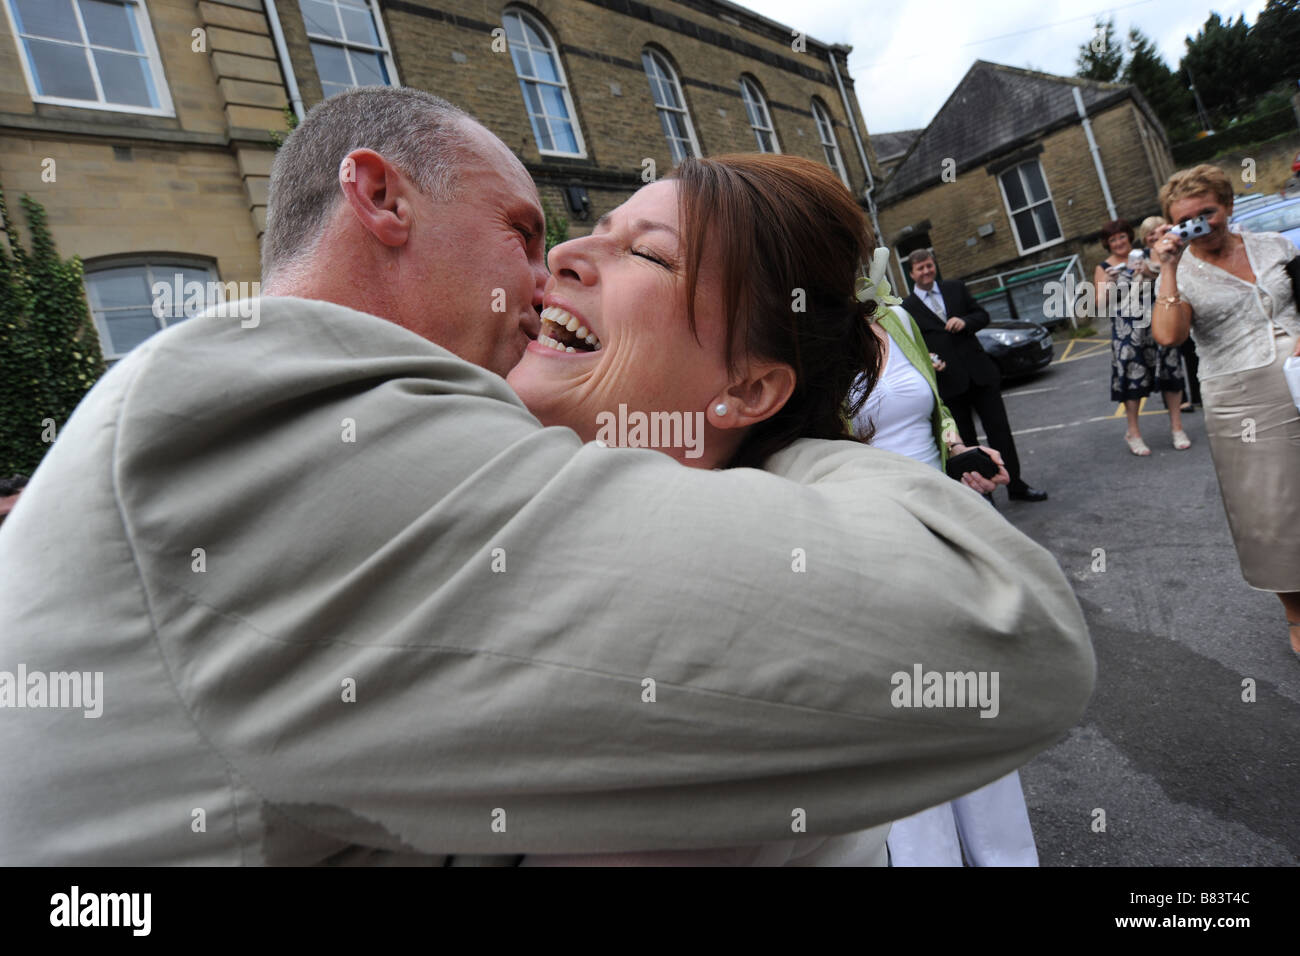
1125, 434, 1151, 456
1172, 429, 1191, 450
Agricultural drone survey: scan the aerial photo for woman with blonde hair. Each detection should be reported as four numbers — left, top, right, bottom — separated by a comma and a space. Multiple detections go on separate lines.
1150, 164, 1300, 655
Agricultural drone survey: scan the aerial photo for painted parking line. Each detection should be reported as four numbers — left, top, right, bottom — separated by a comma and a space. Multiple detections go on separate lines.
1110, 395, 1177, 417
973, 414, 1129, 443
1053, 337, 1110, 364
1004, 385, 1059, 397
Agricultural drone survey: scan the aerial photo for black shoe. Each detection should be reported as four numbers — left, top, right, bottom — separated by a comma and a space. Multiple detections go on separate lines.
1008, 484, 1048, 502
1180, 402, 1196, 414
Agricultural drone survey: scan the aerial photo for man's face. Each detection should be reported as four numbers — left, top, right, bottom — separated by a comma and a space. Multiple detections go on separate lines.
910, 255, 936, 289
402, 123, 546, 378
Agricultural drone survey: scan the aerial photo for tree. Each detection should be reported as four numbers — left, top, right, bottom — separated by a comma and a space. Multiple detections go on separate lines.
1076, 17, 1123, 82
0, 182, 105, 476
1248, 0, 1300, 89
1122, 28, 1194, 135
1182, 13, 1259, 119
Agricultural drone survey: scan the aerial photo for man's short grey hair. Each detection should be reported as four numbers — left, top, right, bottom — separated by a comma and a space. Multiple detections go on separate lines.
907, 248, 935, 267
262, 86, 474, 282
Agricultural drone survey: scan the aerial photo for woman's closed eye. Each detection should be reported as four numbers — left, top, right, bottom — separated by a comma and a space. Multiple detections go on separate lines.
633, 247, 673, 269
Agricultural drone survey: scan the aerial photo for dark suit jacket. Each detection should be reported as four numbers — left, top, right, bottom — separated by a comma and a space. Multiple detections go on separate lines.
901, 278, 1000, 401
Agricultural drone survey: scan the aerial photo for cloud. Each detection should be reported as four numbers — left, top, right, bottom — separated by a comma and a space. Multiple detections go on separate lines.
735, 0, 1271, 133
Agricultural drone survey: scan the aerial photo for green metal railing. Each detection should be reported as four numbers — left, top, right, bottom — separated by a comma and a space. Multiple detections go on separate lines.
965, 254, 1085, 329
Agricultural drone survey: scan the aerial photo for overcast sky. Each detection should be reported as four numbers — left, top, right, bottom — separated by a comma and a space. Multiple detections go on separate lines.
735, 0, 1272, 134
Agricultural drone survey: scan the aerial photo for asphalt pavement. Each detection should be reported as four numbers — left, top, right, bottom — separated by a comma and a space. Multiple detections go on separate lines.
982, 329, 1299, 866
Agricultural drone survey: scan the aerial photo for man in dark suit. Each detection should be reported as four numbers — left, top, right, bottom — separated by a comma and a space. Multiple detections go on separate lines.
901, 249, 1047, 502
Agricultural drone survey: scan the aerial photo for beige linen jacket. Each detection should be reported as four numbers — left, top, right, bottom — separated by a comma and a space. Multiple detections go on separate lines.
0, 296, 1094, 864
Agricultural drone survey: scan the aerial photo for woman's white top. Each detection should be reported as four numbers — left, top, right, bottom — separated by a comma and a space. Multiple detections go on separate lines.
852, 329, 942, 471
1175, 231, 1300, 380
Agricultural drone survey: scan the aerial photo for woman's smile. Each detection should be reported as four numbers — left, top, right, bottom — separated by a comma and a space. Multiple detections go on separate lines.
534, 302, 602, 354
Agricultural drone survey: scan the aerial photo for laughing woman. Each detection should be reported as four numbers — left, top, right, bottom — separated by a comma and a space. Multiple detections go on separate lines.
506, 154, 1084, 864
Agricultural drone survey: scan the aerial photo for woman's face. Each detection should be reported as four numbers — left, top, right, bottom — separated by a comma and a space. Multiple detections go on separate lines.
1105, 231, 1132, 257
1168, 192, 1233, 251
507, 181, 735, 464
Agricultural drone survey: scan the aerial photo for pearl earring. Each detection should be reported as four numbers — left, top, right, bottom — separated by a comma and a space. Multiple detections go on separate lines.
714, 403, 729, 416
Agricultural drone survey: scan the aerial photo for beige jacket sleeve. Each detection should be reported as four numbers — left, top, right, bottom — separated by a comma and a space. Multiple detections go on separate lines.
0, 296, 1093, 862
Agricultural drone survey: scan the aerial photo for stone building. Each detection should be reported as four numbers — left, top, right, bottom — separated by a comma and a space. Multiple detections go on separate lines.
875, 61, 1175, 321
0, 0, 879, 361
0, 0, 284, 360
869, 127, 919, 179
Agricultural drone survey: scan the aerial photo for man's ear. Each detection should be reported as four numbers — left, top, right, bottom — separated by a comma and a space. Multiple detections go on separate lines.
338, 148, 411, 249
710, 361, 796, 429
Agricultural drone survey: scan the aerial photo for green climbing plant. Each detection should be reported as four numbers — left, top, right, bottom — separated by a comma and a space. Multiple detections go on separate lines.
269, 103, 300, 149
543, 197, 569, 253
0, 180, 105, 476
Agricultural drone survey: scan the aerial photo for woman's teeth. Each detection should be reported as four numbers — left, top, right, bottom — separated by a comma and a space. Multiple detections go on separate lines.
540, 306, 601, 352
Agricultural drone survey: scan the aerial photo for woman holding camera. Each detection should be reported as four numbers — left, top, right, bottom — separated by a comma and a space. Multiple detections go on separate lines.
1151, 164, 1300, 655
1095, 219, 1188, 455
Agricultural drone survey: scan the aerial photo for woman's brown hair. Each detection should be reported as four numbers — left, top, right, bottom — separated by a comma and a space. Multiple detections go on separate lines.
1099, 218, 1134, 250
667, 154, 882, 469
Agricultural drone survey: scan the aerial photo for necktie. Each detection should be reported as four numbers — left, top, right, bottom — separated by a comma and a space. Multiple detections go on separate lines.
926, 288, 946, 320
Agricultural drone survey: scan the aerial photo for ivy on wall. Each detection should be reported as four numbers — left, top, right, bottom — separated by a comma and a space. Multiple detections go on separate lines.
0, 181, 105, 476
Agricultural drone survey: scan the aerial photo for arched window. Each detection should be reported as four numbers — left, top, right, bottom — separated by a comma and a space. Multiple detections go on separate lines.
503, 9, 585, 157
812, 98, 847, 185
739, 76, 779, 154
642, 49, 699, 164
83, 257, 217, 360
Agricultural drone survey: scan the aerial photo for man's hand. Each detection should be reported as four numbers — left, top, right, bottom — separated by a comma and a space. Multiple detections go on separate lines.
944, 317, 966, 333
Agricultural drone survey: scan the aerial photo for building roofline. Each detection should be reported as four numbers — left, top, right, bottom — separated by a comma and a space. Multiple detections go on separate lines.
877, 60, 1151, 205
677, 0, 849, 57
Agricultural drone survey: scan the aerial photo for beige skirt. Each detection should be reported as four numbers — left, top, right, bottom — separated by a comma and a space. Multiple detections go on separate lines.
1199, 333, 1300, 592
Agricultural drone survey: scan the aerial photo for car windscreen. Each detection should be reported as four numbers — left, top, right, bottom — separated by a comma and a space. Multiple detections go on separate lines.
1237, 203, 1300, 233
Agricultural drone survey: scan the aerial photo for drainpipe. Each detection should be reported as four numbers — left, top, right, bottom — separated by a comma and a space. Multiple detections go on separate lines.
828, 48, 898, 290
264, 0, 305, 122
1073, 86, 1116, 221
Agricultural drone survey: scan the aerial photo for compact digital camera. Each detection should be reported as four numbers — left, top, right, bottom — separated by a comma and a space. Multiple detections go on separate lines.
1171, 216, 1211, 241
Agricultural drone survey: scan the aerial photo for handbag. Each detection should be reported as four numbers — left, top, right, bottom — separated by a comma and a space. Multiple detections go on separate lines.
1286, 256, 1300, 308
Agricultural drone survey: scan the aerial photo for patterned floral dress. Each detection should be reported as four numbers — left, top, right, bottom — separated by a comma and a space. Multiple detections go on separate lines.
1104, 261, 1185, 402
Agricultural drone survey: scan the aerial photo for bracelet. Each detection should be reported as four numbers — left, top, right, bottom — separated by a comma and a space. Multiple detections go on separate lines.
1156, 295, 1182, 306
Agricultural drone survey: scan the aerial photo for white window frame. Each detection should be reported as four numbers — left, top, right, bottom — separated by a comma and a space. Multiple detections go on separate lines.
83, 257, 217, 361
503, 8, 586, 159
996, 159, 1064, 255
739, 76, 779, 154
812, 98, 847, 186
299, 0, 399, 97
2, 0, 174, 117
642, 48, 699, 164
